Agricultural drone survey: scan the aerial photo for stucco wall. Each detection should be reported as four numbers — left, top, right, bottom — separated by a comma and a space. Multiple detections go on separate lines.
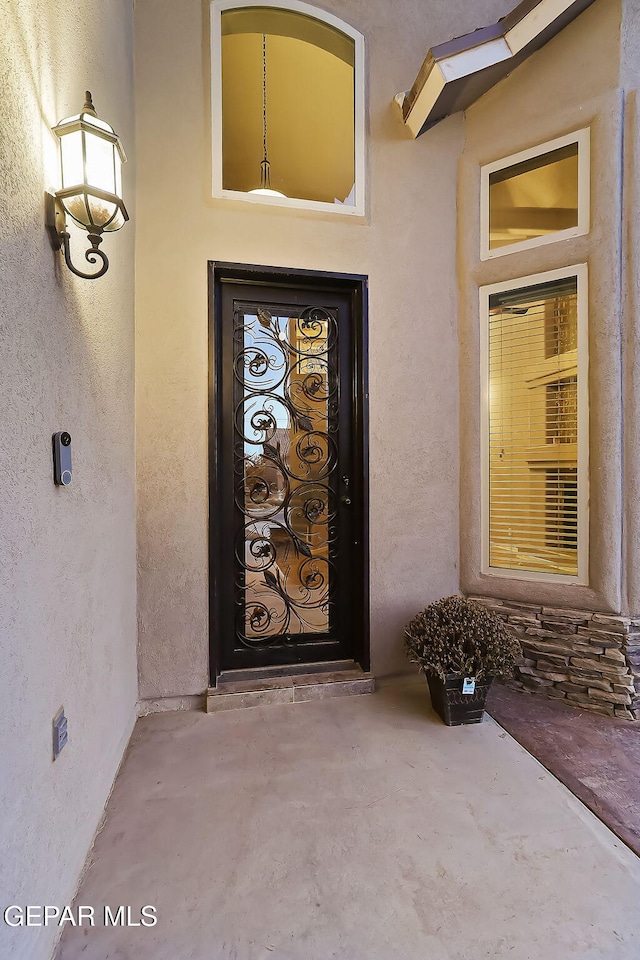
135, 0, 516, 697
0, 2, 137, 958
621, 0, 640, 613
458, 0, 625, 613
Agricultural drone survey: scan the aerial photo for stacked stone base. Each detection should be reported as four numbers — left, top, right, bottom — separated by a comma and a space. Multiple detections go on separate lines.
469, 598, 640, 720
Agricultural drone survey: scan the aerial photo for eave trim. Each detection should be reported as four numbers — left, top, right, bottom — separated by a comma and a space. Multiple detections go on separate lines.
398, 0, 597, 138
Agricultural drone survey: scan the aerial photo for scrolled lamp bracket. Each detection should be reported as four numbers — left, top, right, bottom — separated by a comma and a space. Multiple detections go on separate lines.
46, 194, 109, 280
62, 232, 109, 281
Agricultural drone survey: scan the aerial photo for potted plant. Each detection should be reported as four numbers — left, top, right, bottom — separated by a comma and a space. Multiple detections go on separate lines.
404, 596, 521, 726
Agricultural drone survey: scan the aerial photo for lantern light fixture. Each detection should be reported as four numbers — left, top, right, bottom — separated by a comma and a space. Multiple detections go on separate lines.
46, 92, 129, 280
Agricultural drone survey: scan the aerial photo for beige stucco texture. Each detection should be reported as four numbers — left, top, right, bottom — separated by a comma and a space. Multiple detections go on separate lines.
459, 0, 635, 614
0, 2, 137, 959
134, 0, 516, 699
621, 0, 640, 613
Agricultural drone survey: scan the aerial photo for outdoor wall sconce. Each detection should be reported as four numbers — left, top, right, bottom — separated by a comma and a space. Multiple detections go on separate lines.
46, 92, 128, 280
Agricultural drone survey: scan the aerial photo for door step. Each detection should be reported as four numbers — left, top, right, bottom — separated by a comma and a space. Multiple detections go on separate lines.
217, 660, 359, 683
206, 668, 375, 714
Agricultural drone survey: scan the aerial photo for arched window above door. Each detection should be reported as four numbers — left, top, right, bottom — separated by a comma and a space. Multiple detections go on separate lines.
211, 0, 365, 215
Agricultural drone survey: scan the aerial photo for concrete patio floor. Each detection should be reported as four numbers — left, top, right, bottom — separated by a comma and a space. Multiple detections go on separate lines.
56, 676, 640, 960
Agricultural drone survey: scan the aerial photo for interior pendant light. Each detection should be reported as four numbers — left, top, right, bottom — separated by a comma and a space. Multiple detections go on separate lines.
249, 34, 286, 198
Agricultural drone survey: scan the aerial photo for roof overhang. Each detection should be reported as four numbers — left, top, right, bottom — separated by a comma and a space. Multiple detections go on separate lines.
397, 0, 597, 138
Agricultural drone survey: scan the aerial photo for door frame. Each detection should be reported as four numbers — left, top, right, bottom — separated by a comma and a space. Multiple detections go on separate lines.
208, 262, 370, 684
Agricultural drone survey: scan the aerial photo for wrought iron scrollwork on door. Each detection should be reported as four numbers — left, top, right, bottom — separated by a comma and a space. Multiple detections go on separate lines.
233, 304, 339, 647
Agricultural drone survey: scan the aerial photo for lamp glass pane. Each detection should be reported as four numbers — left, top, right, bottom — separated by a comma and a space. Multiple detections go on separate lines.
63, 193, 91, 229
60, 131, 84, 188
82, 114, 113, 133
85, 133, 116, 194
104, 207, 126, 232
87, 195, 117, 228
115, 154, 123, 198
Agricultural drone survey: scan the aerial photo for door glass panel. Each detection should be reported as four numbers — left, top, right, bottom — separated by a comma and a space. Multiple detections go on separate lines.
234, 304, 338, 646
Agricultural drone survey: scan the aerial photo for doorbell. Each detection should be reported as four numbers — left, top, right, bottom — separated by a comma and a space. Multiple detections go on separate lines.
53, 431, 72, 485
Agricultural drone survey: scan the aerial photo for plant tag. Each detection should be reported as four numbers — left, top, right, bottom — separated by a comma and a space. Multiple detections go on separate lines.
462, 677, 476, 695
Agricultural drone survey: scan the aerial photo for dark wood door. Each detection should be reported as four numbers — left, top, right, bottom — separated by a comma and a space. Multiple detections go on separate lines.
209, 264, 368, 678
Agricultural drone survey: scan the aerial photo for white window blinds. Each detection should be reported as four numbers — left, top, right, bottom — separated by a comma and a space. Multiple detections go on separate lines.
484, 272, 587, 579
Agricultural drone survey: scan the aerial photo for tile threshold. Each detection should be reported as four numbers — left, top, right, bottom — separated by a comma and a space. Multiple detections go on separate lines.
206, 669, 375, 713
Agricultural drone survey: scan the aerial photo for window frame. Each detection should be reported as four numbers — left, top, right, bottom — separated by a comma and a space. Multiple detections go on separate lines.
479, 264, 589, 585
480, 129, 590, 261
210, 0, 366, 216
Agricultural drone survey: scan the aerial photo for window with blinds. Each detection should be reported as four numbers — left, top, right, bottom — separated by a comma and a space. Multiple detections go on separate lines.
482, 270, 588, 581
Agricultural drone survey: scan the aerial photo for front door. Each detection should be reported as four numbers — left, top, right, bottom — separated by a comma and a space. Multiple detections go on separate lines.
210, 264, 368, 678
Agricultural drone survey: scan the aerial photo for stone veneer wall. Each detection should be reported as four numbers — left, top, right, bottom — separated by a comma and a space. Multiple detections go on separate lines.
469, 598, 640, 721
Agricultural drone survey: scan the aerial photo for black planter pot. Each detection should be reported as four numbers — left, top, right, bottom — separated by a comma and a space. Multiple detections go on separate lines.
426, 673, 493, 726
